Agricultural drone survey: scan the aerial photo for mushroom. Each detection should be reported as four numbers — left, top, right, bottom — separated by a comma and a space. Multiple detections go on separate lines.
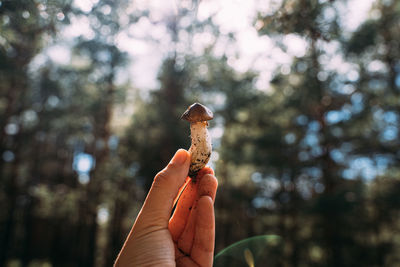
181, 103, 213, 180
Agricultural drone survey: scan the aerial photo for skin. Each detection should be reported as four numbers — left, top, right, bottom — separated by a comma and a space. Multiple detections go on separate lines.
115, 149, 218, 267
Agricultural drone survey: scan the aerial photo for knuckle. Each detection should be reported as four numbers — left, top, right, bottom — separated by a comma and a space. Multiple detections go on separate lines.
204, 174, 218, 185
154, 169, 170, 185
155, 169, 167, 179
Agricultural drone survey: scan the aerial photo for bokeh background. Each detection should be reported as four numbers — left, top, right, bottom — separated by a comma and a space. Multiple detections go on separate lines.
1, 0, 400, 266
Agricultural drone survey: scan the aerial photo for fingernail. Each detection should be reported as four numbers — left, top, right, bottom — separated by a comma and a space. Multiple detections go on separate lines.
171, 149, 188, 165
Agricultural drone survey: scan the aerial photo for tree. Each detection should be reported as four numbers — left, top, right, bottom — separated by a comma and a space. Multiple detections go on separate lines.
0, 0, 131, 266
0, 0, 72, 265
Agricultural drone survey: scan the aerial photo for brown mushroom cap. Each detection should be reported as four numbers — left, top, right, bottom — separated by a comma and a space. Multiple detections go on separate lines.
181, 103, 214, 123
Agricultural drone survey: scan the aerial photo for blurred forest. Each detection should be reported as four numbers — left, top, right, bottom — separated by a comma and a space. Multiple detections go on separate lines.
1, 0, 400, 266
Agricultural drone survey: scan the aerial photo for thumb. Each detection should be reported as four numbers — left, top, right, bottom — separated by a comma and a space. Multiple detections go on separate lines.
140, 149, 190, 225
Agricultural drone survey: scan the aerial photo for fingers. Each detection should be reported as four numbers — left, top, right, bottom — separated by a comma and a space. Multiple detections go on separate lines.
191, 196, 215, 267
176, 256, 200, 267
138, 149, 190, 228
196, 167, 215, 181
197, 172, 218, 202
175, 245, 200, 267
177, 203, 197, 255
176, 172, 218, 255
169, 168, 215, 241
173, 177, 191, 207
169, 179, 198, 241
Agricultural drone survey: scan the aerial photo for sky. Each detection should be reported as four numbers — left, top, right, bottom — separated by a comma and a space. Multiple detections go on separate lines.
62, 0, 377, 92
127, 0, 375, 90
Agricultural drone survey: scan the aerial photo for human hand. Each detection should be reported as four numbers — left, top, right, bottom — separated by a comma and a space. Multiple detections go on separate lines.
115, 149, 218, 267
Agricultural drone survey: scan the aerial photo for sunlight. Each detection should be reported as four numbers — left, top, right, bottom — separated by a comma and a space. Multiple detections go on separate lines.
72, 0, 99, 13
97, 207, 109, 224
212, 0, 255, 33
283, 34, 308, 58
73, 153, 94, 174
367, 60, 387, 73
62, 15, 95, 39
60, 0, 380, 92
116, 32, 149, 55
46, 45, 71, 65
340, 0, 376, 32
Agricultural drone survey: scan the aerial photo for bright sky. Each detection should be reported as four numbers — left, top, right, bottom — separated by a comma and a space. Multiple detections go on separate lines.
45, 0, 377, 92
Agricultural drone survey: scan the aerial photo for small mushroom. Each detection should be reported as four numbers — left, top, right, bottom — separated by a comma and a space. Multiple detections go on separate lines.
181, 103, 213, 180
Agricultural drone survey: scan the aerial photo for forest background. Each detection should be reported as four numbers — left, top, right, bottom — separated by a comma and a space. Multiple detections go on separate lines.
1, 0, 400, 266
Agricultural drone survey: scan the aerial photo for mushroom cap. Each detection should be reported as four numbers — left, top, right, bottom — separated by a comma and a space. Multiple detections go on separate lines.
181, 103, 214, 123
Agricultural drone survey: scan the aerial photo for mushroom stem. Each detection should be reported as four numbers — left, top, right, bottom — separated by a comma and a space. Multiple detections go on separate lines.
188, 121, 212, 178
180, 103, 214, 180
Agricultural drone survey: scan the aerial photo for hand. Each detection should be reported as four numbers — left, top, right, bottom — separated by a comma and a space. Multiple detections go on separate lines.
115, 149, 218, 267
